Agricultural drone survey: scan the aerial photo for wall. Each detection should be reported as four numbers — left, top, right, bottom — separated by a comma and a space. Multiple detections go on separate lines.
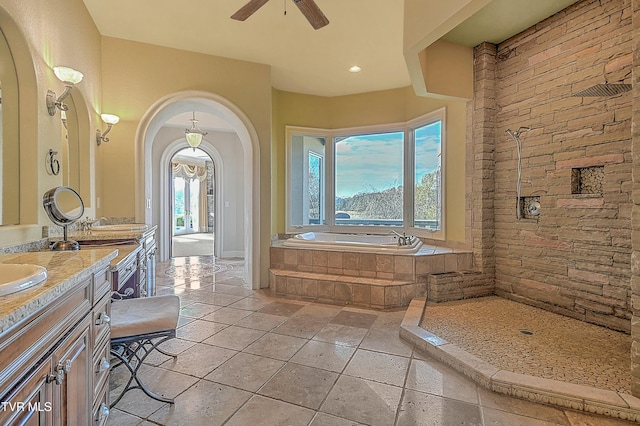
100, 37, 273, 286
472, 0, 632, 331
272, 86, 467, 242
0, 0, 102, 247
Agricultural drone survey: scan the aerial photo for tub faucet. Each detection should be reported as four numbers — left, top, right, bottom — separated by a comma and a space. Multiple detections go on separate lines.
388, 230, 409, 246
80, 216, 108, 231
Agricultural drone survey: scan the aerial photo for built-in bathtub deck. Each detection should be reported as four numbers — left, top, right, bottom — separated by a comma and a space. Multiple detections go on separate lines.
400, 296, 640, 423
269, 242, 476, 309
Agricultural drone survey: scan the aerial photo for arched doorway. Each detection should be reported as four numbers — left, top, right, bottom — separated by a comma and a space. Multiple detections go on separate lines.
170, 147, 215, 257
135, 91, 261, 289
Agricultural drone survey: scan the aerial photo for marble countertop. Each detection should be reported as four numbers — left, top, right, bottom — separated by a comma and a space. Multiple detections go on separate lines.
51, 224, 157, 243
110, 244, 142, 270
0, 249, 118, 334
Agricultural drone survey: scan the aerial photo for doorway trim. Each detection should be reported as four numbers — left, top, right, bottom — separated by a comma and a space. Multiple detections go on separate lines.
161, 141, 223, 259
135, 90, 260, 288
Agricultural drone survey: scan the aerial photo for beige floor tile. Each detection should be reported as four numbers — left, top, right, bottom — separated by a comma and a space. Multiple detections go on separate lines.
148, 380, 252, 426
201, 306, 253, 324
309, 412, 366, 426
290, 340, 356, 373
176, 316, 195, 328
313, 323, 368, 347
370, 310, 407, 332
405, 358, 479, 404
292, 304, 342, 322
234, 311, 289, 331
272, 317, 327, 339
176, 319, 227, 342
108, 388, 167, 419
212, 283, 255, 297
321, 375, 402, 426
205, 352, 284, 392
482, 406, 564, 426
179, 302, 220, 318
203, 325, 266, 351
344, 349, 410, 387
225, 395, 315, 426
198, 292, 245, 307
140, 338, 197, 366
396, 389, 482, 426
226, 296, 274, 311
330, 310, 378, 329
105, 408, 145, 426
563, 409, 638, 425
258, 363, 339, 409
160, 342, 236, 378
477, 387, 569, 424
259, 300, 307, 316
360, 329, 414, 357
243, 333, 308, 361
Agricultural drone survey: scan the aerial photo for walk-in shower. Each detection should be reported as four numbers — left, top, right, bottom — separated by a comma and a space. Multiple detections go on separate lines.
506, 127, 531, 220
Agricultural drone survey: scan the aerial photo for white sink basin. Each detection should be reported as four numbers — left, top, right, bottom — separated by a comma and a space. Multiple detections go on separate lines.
90, 224, 148, 232
0, 264, 48, 296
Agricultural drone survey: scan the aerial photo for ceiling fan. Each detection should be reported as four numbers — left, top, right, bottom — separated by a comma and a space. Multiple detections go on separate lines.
231, 0, 329, 30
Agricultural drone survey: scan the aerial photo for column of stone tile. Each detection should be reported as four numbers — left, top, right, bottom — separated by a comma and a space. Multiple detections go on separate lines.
631, 0, 640, 397
466, 42, 497, 290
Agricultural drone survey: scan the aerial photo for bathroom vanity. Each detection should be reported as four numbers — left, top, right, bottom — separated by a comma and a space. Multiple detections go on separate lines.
60, 225, 158, 299
0, 249, 117, 425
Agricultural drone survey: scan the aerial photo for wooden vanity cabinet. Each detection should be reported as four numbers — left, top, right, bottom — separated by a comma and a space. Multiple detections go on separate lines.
0, 266, 112, 426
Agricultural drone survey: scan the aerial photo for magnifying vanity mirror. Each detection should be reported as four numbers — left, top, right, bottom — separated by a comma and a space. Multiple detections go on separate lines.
43, 186, 84, 250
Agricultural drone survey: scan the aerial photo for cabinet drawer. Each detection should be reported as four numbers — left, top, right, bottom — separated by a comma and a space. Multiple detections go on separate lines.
92, 339, 111, 402
0, 358, 52, 425
92, 381, 110, 426
93, 267, 111, 304
92, 295, 111, 346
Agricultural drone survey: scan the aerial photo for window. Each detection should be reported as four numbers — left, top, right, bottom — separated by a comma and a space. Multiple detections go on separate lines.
286, 108, 445, 238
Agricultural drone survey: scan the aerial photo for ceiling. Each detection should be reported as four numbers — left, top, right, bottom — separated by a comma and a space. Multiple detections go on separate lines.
82, 0, 580, 100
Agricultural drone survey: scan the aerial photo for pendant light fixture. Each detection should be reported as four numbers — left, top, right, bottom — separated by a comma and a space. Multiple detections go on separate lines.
185, 111, 207, 149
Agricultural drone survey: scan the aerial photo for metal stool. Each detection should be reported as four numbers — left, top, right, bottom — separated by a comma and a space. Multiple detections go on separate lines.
109, 295, 180, 408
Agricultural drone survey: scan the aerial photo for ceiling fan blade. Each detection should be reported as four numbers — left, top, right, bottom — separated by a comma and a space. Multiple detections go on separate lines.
231, 0, 270, 21
293, 0, 329, 29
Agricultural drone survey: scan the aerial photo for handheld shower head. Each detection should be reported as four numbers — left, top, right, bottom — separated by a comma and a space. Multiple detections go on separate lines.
513, 127, 531, 137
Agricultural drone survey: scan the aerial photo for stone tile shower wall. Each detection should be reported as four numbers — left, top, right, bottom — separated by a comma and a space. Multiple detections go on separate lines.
470, 0, 633, 332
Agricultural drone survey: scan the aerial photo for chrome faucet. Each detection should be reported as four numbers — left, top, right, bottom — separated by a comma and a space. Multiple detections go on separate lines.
80, 216, 108, 231
388, 230, 409, 246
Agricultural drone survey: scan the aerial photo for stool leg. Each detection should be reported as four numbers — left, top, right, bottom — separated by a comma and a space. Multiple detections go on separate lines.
110, 335, 177, 408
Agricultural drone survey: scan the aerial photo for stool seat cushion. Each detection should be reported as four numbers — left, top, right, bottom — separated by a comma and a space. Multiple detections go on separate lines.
110, 295, 180, 339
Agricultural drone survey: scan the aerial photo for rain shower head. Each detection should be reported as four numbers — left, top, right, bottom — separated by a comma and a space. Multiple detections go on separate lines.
571, 83, 631, 97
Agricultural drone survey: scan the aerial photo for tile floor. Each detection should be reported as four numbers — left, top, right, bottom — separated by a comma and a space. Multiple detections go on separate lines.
107, 256, 636, 425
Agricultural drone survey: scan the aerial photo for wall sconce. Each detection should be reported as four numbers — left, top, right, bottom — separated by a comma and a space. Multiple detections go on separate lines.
46, 66, 83, 116
96, 114, 120, 146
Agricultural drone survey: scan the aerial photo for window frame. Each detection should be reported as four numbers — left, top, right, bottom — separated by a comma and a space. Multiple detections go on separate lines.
285, 107, 446, 239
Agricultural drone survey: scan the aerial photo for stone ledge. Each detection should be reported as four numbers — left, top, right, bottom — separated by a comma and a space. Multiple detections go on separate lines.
400, 298, 640, 423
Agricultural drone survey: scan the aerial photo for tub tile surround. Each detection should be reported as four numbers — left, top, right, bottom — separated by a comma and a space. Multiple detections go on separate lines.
270, 243, 480, 309
401, 297, 640, 423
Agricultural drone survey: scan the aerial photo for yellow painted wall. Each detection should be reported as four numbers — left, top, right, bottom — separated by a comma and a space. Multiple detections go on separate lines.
0, 0, 102, 246
273, 86, 467, 242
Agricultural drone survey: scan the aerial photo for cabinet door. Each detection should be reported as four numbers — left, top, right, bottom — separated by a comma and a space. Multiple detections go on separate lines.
0, 360, 53, 425
50, 318, 91, 426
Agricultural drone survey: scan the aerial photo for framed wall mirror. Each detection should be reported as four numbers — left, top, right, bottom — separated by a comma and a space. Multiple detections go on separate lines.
62, 91, 91, 208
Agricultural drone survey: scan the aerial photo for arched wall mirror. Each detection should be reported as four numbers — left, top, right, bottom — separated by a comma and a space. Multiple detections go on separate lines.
61, 91, 91, 207
0, 26, 19, 225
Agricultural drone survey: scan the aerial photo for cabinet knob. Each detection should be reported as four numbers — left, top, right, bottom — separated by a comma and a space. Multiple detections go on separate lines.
48, 361, 65, 385
98, 403, 110, 423
97, 357, 110, 373
95, 313, 111, 326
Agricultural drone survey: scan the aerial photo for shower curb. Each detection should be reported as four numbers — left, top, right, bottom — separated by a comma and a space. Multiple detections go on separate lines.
400, 297, 640, 424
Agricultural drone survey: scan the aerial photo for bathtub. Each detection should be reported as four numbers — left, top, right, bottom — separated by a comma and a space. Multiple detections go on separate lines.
282, 232, 423, 254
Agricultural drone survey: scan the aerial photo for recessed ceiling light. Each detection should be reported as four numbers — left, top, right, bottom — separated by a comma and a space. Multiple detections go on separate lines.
349, 65, 362, 73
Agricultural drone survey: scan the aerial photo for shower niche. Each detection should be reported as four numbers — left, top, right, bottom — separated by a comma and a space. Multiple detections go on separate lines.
571, 166, 604, 196
518, 196, 541, 220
